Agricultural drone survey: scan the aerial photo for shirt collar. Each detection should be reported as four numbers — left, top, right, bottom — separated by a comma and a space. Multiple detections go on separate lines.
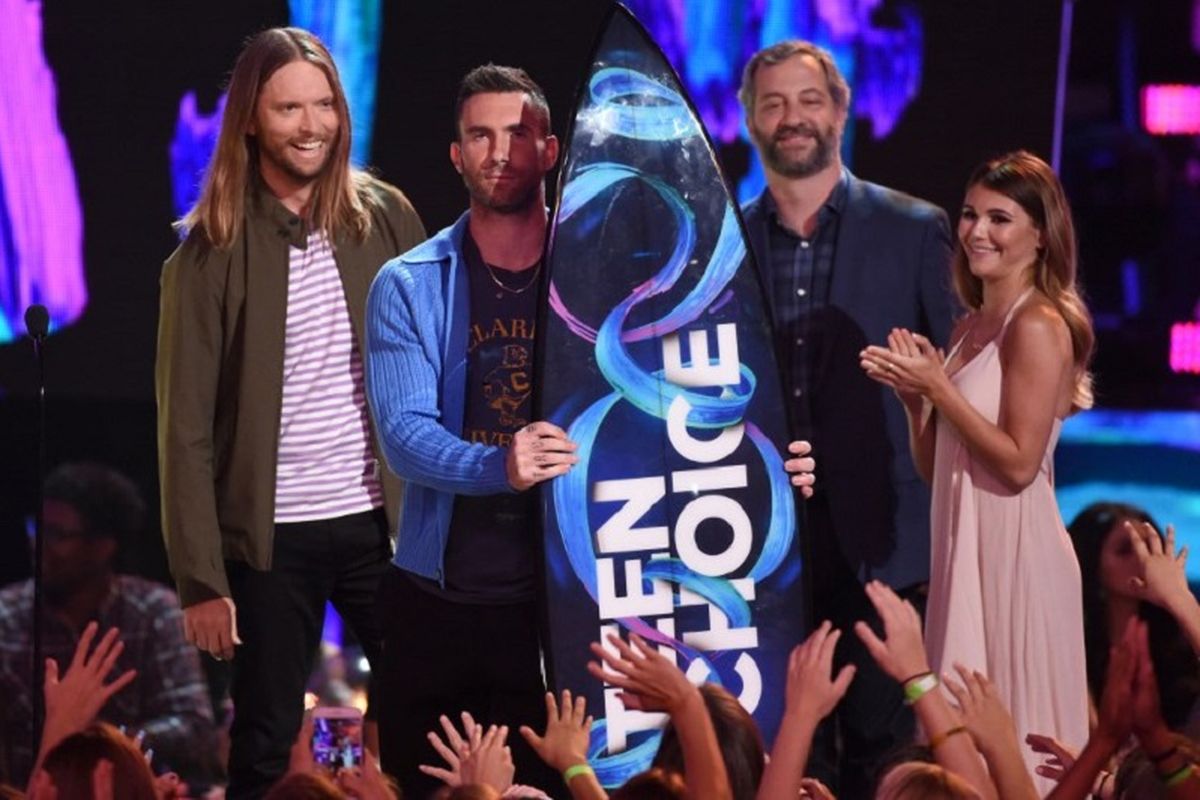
247, 173, 312, 249
763, 166, 850, 227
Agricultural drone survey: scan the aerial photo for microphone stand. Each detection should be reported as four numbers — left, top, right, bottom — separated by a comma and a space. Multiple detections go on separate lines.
25, 305, 48, 766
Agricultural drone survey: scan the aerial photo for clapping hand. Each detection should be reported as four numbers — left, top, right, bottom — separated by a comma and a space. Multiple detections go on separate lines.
1128, 619, 1165, 740
1096, 617, 1139, 745
860, 329, 947, 404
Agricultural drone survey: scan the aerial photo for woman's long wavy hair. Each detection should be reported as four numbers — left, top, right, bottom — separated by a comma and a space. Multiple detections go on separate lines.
176, 27, 377, 249
951, 150, 1095, 410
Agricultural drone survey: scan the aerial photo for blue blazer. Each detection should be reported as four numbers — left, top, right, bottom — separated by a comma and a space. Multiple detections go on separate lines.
742, 172, 957, 590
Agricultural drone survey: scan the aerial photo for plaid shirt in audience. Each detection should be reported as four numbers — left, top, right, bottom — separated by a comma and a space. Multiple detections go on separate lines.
760, 170, 848, 443
0, 574, 215, 784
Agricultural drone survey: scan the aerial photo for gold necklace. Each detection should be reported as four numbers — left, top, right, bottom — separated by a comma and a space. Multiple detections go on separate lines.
483, 260, 541, 295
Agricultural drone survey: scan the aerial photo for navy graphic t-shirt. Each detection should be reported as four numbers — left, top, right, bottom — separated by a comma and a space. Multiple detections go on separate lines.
420, 232, 540, 604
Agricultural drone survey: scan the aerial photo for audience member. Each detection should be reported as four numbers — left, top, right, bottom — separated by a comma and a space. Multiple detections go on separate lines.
1045, 618, 1200, 799
587, 633, 733, 800
21, 623, 190, 799
873, 762, 980, 800
28, 721, 160, 800
652, 684, 764, 800
609, 769, 686, 800
276, 711, 397, 800
423, 634, 737, 799
0, 463, 216, 787
1068, 503, 1200, 730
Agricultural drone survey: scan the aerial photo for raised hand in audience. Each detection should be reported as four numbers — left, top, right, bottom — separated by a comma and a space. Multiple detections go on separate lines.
854, 581, 997, 800
589, 632, 732, 800
588, 633, 697, 714
419, 711, 481, 786
458, 724, 515, 795
34, 622, 137, 774
1128, 520, 1200, 655
943, 664, 1038, 799
518, 690, 604, 799
853, 582, 930, 682
756, 621, 854, 800
520, 691, 591, 773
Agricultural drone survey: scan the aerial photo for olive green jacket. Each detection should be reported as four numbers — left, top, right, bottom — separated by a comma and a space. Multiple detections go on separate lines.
156, 178, 425, 607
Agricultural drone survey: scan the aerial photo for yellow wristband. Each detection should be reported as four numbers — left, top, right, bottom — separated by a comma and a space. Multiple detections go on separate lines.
1164, 763, 1194, 788
564, 764, 594, 783
903, 672, 939, 705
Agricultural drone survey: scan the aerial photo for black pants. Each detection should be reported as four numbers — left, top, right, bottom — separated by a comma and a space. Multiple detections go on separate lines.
225, 508, 390, 799
805, 495, 919, 800
375, 567, 563, 800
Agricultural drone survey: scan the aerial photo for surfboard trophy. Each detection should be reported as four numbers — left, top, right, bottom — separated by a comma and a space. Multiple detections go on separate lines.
536, 4, 806, 787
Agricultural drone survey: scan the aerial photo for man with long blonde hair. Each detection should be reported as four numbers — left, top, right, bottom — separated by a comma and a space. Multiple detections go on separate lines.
156, 27, 424, 797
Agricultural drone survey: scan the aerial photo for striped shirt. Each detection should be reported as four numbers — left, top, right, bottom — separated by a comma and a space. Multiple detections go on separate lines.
274, 232, 382, 522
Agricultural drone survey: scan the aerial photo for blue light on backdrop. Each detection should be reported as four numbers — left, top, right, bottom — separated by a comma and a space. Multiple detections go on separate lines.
1058, 411, 1200, 582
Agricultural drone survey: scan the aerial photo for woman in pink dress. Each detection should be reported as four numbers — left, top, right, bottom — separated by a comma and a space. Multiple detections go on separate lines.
859, 151, 1094, 792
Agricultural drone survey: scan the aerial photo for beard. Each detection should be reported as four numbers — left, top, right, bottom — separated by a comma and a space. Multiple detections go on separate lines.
258, 138, 336, 186
461, 169, 542, 215
752, 121, 839, 179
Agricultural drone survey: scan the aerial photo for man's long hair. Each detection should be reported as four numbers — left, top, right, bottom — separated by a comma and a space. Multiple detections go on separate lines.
176, 27, 377, 249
